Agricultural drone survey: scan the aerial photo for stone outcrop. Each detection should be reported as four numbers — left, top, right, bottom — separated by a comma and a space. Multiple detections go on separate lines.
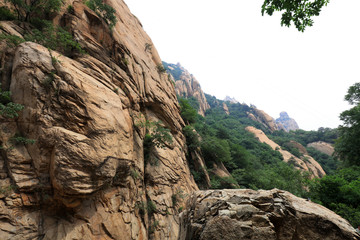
248, 108, 285, 132
0, 1, 198, 239
179, 189, 360, 240
165, 62, 210, 116
276, 111, 300, 132
223, 96, 239, 104
246, 126, 326, 178
307, 141, 335, 156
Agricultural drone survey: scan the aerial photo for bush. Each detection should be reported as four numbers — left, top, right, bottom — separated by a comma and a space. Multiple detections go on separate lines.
0, 85, 24, 118
24, 21, 84, 56
183, 125, 200, 152
0, 6, 16, 20
86, 0, 117, 30
5, 0, 62, 21
0, 34, 25, 47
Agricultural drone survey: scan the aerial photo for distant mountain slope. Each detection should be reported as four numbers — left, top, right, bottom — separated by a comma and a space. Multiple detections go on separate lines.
163, 62, 210, 116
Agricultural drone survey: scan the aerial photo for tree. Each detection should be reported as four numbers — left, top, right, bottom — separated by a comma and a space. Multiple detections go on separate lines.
86, 0, 117, 30
335, 83, 360, 166
5, 0, 62, 21
261, 0, 330, 32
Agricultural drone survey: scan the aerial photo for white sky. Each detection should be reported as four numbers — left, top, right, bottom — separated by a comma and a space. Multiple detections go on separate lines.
126, 0, 360, 130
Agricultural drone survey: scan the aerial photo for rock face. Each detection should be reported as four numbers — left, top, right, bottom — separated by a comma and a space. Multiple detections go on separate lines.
246, 126, 326, 178
276, 111, 299, 132
307, 141, 335, 156
0, 1, 197, 239
248, 108, 286, 132
165, 62, 210, 116
179, 189, 360, 240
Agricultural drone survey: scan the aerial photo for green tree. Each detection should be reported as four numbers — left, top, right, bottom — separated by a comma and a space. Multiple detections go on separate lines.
5, 0, 62, 21
261, 0, 330, 32
335, 83, 360, 166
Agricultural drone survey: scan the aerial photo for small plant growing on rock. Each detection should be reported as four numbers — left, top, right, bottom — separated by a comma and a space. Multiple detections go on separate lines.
10, 134, 36, 145
0, 34, 25, 47
156, 64, 166, 73
171, 189, 185, 207
86, 0, 117, 30
0, 84, 24, 118
144, 43, 152, 52
67, 5, 75, 14
130, 168, 140, 181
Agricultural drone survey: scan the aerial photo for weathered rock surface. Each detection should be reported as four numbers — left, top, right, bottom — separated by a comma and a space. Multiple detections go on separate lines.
165, 62, 210, 116
276, 111, 300, 132
307, 141, 335, 156
0, 1, 197, 239
223, 96, 239, 104
179, 189, 360, 240
246, 126, 326, 178
248, 108, 285, 132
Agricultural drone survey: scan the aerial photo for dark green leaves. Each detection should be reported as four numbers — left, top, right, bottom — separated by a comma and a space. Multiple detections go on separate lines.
261, 0, 330, 32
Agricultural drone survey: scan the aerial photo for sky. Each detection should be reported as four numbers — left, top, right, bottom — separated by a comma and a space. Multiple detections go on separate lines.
126, 0, 360, 130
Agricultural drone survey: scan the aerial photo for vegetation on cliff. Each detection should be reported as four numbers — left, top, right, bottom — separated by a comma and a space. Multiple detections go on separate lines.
178, 82, 360, 227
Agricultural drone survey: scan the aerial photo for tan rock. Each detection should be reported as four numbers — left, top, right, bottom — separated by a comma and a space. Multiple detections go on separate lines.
0, 0, 197, 238
246, 126, 326, 178
307, 141, 335, 156
179, 189, 360, 240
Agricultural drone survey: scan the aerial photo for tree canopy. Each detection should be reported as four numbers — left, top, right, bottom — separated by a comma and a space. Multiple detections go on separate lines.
261, 0, 330, 31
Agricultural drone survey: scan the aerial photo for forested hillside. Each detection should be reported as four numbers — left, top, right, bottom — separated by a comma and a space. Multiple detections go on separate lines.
164, 62, 360, 227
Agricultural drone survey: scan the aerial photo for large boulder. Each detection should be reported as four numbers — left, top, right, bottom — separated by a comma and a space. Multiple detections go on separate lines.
179, 189, 360, 240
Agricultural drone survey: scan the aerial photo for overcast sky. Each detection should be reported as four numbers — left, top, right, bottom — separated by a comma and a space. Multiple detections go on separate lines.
126, 0, 360, 130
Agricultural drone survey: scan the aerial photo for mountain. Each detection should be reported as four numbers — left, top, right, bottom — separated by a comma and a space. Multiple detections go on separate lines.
276, 111, 300, 132
163, 62, 210, 116
0, 0, 358, 239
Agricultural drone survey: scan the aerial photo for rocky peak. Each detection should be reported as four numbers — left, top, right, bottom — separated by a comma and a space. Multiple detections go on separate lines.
223, 96, 239, 104
164, 62, 210, 116
276, 111, 300, 132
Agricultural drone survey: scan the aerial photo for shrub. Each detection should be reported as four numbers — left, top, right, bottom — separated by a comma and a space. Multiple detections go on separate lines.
0, 34, 25, 47
5, 0, 62, 21
10, 135, 36, 145
156, 64, 166, 73
86, 0, 117, 30
0, 85, 24, 118
67, 5, 75, 14
171, 189, 185, 207
0, 6, 16, 20
24, 21, 84, 56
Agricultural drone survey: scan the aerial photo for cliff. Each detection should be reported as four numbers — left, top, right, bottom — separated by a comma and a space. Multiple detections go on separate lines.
276, 111, 300, 132
248, 107, 285, 132
164, 62, 210, 116
246, 126, 326, 178
0, 1, 197, 239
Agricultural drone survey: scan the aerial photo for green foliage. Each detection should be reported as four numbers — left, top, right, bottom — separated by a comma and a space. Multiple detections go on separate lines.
0, 6, 16, 20
171, 189, 185, 207
183, 125, 200, 152
156, 64, 166, 73
0, 34, 25, 47
210, 175, 238, 189
0, 85, 24, 118
261, 0, 330, 32
308, 167, 360, 227
24, 21, 84, 56
147, 200, 157, 215
130, 168, 140, 180
5, 0, 62, 21
67, 5, 75, 14
306, 147, 339, 174
335, 83, 360, 166
86, 0, 117, 30
179, 98, 198, 124
10, 135, 36, 145
141, 120, 173, 164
